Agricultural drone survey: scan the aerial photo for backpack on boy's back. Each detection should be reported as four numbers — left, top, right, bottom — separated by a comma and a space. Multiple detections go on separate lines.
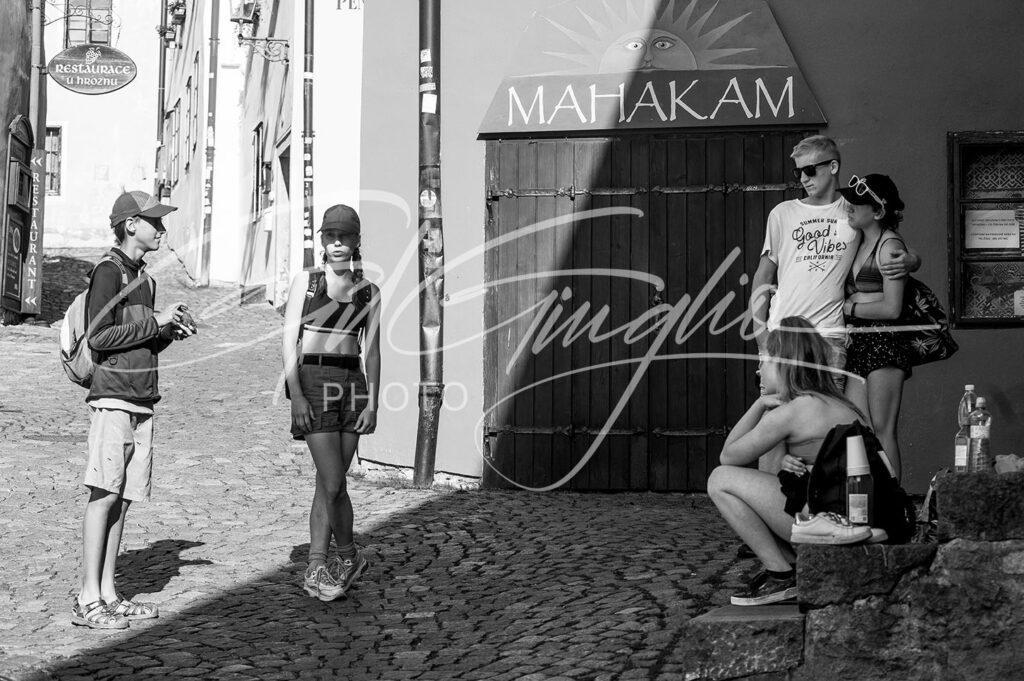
59, 255, 128, 388
779, 421, 918, 543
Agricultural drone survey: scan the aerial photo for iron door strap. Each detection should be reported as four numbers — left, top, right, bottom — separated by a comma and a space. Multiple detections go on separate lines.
487, 182, 800, 200
484, 425, 731, 438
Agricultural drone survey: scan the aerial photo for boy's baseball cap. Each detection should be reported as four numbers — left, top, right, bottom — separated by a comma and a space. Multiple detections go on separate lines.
319, 204, 360, 234
109, 190, 178, 226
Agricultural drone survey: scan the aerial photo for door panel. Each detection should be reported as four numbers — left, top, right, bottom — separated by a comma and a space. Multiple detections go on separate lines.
484, 131, 812, 490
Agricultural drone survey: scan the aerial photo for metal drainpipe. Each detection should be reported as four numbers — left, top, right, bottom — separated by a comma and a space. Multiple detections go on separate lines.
155, 0, 168, 194
200, 0, 220, 285
29, 0, 46, 150
301, 0, 315, 268
413, 0, 444, 487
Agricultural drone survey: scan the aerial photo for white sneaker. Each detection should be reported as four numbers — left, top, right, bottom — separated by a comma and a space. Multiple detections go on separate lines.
790, 512, 872, 545
303, 564, 346, 601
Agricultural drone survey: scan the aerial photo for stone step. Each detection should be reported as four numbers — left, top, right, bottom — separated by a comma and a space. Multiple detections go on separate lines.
936, 470, 1024, 540
796, 543, 937, 607
674, 604, 804, 681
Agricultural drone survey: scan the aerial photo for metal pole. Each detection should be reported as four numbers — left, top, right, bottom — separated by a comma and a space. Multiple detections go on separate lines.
301, 0, 315, 268
29, 0, 46, 149
200, 0, 220, 285
155, 0, 168, 194
413, 0, 444, 487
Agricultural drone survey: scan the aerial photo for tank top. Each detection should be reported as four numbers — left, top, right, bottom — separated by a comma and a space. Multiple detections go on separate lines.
845, 232, 905, 296
300, 270, 371, 356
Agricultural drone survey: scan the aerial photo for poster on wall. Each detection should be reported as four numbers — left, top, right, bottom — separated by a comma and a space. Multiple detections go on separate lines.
964, 208, 1023, 251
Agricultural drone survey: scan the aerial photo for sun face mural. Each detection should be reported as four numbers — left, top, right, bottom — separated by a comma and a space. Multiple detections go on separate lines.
541, 0, 766, 75
479, 0, 822, 134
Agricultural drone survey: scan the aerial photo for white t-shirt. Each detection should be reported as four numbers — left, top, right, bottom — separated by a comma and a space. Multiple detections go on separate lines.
761, 197, 859, 339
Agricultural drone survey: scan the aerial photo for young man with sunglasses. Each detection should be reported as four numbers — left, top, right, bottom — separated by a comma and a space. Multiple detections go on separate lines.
747, 136, 918, 472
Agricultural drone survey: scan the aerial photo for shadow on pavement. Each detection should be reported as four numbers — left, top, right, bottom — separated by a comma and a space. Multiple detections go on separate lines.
28, 490, 744, 680
116, 540, 213, 600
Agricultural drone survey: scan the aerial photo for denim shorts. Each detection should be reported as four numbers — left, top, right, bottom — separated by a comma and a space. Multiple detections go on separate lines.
290, 364, 368, 440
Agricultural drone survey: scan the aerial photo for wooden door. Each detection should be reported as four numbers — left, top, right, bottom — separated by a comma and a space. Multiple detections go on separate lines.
483, 131, 811, 491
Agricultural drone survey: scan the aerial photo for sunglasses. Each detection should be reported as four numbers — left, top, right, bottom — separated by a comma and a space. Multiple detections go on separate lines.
791, 159, 836, 180
847, 175, 886, 207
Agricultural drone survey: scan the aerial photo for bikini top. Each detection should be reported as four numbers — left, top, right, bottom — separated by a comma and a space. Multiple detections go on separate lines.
300, 270, 372, 344
845, 232, 906, 295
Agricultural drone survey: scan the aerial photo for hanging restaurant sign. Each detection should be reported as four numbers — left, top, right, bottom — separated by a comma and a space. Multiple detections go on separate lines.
47, 44, 137, 95
478, 0, 825, 135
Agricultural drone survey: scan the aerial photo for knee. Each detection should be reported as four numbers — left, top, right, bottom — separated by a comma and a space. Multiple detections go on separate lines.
706, 465, 733, 499
321, 478, 349, 504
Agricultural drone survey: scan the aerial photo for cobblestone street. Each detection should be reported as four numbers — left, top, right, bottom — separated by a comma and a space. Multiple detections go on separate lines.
0, 248, 748, 681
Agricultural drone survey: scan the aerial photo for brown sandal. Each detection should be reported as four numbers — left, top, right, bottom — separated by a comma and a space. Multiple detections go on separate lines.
104, 596, 159, 620
71, 598, 128, 629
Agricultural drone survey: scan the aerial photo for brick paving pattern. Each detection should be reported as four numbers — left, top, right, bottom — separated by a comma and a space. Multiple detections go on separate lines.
0, 248, 748, 680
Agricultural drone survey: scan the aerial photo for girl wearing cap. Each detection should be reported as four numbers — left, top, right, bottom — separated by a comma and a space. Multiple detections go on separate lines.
838, 174, 911, 480
281, 204, 380, 601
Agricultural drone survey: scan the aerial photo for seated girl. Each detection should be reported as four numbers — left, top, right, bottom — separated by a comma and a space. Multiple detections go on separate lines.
707, 316, 867, 606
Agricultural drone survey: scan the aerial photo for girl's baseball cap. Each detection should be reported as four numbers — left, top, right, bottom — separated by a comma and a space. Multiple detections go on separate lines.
319, 204, 360, 234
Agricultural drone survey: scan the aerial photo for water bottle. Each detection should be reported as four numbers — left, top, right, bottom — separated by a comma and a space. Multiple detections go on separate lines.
846, 435, 874, 526
954, 385, 976, 472
968, 397, 993, 472
957, 385, 977, 428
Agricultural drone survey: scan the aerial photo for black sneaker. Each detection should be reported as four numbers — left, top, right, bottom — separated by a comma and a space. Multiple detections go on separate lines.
730, 570, 797, 606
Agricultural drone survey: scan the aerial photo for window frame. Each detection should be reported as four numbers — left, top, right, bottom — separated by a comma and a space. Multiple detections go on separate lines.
947, 130, 1024, 327
44, 127, 63, 196
64, 0, 113, 48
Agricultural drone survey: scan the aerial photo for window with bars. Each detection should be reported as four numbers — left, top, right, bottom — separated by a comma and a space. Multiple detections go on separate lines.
45, 127, 62, 196
65, 0, 113, 48
184, 77, 192, 169
190, 52, 200, 155
252, 122, 264, 216
166, 100, 181, 186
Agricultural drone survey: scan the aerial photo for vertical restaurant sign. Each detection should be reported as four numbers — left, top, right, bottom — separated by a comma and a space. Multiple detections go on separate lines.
21, 149, 45, 314
47, 44, 137, 95
478, 0, 825, 135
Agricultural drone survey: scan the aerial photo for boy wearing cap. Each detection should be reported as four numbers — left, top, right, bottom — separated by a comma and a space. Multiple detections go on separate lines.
72, 191, 193, 629
746, 136, 919, 472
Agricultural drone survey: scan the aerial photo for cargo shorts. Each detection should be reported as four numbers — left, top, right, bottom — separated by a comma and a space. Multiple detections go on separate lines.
83, 407, 154, 502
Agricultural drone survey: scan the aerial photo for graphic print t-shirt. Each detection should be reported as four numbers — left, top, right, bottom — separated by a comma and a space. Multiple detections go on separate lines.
761, 197, 858, 339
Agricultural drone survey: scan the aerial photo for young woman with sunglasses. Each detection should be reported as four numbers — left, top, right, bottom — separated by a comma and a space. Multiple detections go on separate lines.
282, 204, 381, 601
838, 174, 910, 480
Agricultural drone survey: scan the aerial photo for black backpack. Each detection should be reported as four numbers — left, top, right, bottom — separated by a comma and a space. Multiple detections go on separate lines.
779, 422, 917, 543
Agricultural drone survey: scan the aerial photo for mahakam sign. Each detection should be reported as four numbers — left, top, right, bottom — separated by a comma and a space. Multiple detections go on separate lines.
47, 44, 137, 95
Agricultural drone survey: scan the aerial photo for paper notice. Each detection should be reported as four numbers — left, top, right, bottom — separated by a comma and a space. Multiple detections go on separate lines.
1014, 289, 1024, 316
421, 93, 437, 114
965, 209, 1021, 250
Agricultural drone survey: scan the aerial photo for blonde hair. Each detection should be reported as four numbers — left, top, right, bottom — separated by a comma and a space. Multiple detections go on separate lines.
791, 135, 841, 165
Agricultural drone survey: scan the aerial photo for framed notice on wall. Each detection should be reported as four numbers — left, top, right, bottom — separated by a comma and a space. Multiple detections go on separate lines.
948, 131, 1024, 326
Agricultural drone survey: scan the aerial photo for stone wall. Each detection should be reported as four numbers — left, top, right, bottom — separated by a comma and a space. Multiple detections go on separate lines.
795, 472, 1024, 681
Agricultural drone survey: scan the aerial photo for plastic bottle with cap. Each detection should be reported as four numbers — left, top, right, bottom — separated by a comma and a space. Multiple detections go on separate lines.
846, 434, 874, 526
954, 385, 976, 472
968, 397, 993, 472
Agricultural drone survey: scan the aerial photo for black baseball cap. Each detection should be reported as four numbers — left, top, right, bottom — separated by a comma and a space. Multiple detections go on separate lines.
839, 173, 905, 212
109, 190, 178, 226
319, 204, 360, 235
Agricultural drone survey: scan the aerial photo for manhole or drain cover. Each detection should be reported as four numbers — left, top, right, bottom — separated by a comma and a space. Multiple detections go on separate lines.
25, 434, 86, 443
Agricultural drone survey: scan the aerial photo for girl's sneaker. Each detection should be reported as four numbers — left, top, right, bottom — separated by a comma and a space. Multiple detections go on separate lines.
790, 512, 872, 545
730, 570, 797, 606
330, 553, 369, 593
303, 564, 346, 602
